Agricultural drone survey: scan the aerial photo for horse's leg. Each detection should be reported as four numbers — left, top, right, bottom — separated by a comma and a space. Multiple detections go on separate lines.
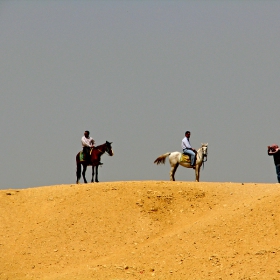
195, 166, 200, 182
95, 165, 99, 183
82, 164, 88, 183
91, 165, 95, 183
169, 163, 178, 181
76, 162, 81, 184
169, 154, 179, 181
173, 163, 179, 181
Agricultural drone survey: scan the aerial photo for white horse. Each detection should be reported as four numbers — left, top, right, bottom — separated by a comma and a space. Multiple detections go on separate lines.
154, 143, 208, 182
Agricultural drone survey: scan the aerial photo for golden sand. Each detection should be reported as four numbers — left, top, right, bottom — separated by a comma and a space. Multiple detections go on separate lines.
1, 181, 280, 279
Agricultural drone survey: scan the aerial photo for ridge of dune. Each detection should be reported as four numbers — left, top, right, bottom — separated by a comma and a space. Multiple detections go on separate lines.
0, 181, 280, 280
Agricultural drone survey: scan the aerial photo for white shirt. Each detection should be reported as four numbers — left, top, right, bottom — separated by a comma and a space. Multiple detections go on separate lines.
181, 137, 192, 150
81, 136, 94, 148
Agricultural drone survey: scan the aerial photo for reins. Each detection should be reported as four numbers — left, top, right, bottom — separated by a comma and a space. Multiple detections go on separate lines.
97, 148, 110, 156
96, 145, 111, 156
202, 154, 207, 169
197, 146, 208, 169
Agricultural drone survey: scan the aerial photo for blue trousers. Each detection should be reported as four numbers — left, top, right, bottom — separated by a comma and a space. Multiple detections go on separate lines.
183, 149, 196, 166
276, 164, 280, 183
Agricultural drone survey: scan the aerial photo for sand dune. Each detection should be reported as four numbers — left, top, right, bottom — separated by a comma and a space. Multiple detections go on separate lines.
0, 181, 280, 279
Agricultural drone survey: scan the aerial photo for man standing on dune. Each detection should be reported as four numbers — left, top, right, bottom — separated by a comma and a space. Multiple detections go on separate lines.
268, 144, 280, 183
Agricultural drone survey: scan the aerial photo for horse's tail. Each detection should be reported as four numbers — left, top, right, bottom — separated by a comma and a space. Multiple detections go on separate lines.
76, 153, 82, 183
154, 153, 171, 165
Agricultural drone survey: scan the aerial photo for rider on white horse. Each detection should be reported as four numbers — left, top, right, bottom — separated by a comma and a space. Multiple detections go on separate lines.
181, 131, 197, 168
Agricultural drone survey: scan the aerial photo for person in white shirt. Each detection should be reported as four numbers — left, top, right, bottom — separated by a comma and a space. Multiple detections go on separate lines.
81, 131, 103, 165
181, 131, 197, 168
81, 131, 95, 162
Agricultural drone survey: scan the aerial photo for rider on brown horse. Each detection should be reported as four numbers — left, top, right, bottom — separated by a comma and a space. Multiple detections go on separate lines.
81, 131, 103, 165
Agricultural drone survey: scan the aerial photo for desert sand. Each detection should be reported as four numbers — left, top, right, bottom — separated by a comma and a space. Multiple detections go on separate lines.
0, 181, 280, 280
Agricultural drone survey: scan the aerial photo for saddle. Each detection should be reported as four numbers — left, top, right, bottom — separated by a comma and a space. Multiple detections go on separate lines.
180, 154, 191, 163
79, 151, 87, 161
79, 148, 93, 162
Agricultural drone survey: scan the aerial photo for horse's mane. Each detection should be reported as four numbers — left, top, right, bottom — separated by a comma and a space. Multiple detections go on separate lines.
94, 143, 105, 149
94, 142, 110, 149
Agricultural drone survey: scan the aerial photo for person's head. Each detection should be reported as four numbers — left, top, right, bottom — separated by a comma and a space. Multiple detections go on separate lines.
185, 131, 191, 138
84, 131, 90, 138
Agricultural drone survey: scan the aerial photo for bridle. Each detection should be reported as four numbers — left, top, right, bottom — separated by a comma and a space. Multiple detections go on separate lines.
198, 146, 208, 169
97, 143, 112, 156
104, 144, 112, 155
202, 147, 208, 163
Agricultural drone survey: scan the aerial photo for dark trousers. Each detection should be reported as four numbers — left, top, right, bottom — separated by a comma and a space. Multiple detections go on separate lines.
276, 164, 280, 183
83, 147, 91, 161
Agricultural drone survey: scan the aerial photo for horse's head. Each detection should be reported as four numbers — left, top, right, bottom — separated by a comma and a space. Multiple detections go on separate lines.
105, 141, 114, 156
201, 143, 208, 161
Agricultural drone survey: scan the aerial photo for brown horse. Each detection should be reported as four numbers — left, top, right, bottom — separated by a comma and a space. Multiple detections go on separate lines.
76, 141, 114, 184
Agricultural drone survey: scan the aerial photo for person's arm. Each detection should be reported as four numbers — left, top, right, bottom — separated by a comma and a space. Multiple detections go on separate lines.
81, 137, 86, 147
90, 138, 95, 146
181, 139, 186, 150
182, 138, 191, 149
81, 137, 91, 147
186, 139, 196, 151
268, 146, 275, 155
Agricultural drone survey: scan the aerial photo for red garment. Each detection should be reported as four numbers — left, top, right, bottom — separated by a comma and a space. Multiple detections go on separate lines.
269, 144, 279, 154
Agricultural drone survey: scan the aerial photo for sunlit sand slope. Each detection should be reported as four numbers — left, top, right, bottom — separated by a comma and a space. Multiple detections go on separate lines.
0, 181, 280, 279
